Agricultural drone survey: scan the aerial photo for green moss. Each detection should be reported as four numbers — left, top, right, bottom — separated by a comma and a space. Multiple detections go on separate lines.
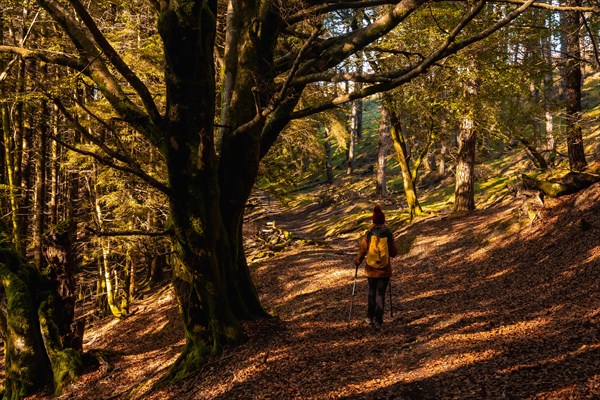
51, 349, 83, 395
0, 255, 49, 399
38, 298, 83, 395
158, 340, 212, 387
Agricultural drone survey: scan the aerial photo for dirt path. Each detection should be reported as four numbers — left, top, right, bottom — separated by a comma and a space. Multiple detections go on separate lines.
146, 183, 598, 399
21, 183, 600, 399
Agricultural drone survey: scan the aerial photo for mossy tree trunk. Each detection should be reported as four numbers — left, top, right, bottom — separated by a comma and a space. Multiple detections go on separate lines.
42, 220, 83, 352
0, 246, 50, 399
0, 230, 82, 399
2, 105, 22, 253
157, 1, 246, 378
384, 95, 423, 220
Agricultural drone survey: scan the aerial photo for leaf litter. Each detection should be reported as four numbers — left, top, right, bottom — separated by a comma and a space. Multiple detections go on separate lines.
8, 182, 599, 399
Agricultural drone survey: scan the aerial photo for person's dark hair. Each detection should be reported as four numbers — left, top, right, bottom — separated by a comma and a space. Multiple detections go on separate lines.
372, 205, 385, 225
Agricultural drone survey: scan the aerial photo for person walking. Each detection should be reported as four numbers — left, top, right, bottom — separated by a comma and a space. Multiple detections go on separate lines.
354, 205, 398, 329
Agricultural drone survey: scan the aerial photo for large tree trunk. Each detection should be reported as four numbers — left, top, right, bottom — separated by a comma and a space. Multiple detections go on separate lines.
0, 244, 51, 399
42, 220, 83, 352
157, 2, 246, 379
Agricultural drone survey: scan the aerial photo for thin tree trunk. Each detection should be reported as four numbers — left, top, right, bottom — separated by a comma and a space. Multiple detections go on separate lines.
454, 63, 479, 212
34, 65, 49, 270
541, 34, 557, 166
121, 246, 134, 315
562, 1, 587, 171
518, 135, 548, 170
438, 143, 447, 176
454, 116, 477, 211
377, 104, 390, 197
352, 98, 363, 140
49, 105, 60, 226
347, 125, 355, 175
324, 128, 334, 184
2, 104, 22, 252
386, 105, 423, 219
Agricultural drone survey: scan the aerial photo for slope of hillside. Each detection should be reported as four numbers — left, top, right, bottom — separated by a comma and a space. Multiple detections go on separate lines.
22, 180, 598, 400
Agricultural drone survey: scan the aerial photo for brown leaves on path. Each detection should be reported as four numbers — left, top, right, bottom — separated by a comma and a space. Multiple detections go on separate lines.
14, 182, 600, 399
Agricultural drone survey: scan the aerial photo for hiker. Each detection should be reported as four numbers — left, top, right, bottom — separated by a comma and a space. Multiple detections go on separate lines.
354, 205, 398, 328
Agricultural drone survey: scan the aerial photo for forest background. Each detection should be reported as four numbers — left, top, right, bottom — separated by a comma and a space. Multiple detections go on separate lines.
0, 0, 599, 399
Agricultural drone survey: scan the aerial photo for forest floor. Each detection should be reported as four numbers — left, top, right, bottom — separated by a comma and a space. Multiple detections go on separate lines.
18, 180, 600, 399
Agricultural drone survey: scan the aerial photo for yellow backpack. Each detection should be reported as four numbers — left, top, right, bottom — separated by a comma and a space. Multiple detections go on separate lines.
366, 231, 389, 268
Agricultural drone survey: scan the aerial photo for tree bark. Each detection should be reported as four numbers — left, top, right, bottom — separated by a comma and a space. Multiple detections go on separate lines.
2, 104, 22, 252
387, 105, 423, 219
347, 125, 355, 175
34, 65, 49, 270
323, 128, 334, 184
377, 104, 390, 197
0, 228, 82, 399
454, 115, 477, 211
562, 0, 587, 171
157, 2, 246, 379
42, 219, 82, 351
454, 65, 479, 213
541, 34, 557, 166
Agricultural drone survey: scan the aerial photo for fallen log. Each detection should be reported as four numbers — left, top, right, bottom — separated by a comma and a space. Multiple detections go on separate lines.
522, 162, 600, 197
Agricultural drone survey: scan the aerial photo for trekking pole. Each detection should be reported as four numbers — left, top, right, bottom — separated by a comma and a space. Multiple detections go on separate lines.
347, 262, 360, 322
389, 278, 394, 318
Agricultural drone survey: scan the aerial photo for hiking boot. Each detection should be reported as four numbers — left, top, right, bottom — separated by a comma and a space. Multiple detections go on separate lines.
365, 317, 374, 325
374, 321, 383, 329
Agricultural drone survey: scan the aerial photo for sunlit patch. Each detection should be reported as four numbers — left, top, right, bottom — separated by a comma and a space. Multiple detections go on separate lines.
427, 316, 552, 355
486, 269, 510, 279
403, 289, 448, 302
13, 336, 26, 351
410, 349, 499, 380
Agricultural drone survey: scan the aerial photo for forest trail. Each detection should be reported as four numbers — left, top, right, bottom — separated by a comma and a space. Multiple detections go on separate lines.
23, 182, 600, 399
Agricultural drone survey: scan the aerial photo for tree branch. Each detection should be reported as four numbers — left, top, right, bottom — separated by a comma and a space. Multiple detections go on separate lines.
49, 122, 170, 197
65, 0, 162, 124
231, 25, 321, 137
35, 0, 159, 144
286, 0, 396, 25
85, 227, 171, 237
291, 0, 426, 77
291, 0, 536, 119
0, 45, 85, 72
497, 0, 598, 11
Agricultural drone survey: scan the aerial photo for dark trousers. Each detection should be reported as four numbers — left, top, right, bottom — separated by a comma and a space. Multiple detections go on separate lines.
367, 277, 389, 323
